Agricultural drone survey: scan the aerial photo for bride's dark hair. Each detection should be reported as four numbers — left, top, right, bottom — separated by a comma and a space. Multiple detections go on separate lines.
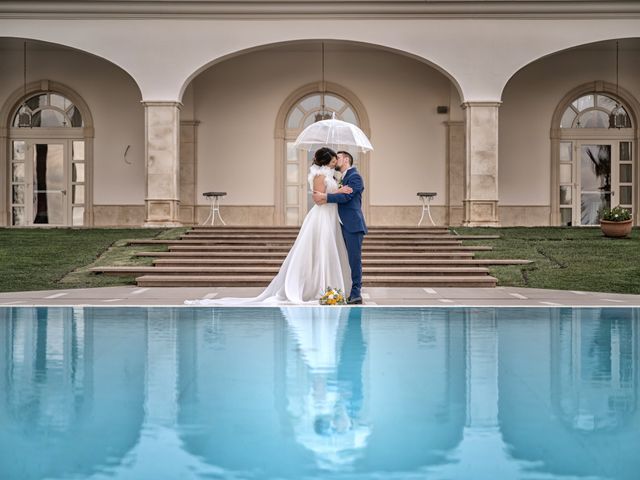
313, 147, 337, 166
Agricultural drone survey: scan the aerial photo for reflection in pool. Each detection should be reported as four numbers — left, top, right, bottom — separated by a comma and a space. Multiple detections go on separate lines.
0, 307, 638, 479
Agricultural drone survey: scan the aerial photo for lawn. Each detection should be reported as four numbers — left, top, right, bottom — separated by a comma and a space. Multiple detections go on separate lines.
1, 226, 639, 294
0, 228, 183, 292
456, 226, 640, 294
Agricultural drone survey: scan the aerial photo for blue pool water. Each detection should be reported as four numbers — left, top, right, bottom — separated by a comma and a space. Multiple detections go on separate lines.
0, 306, 638, 480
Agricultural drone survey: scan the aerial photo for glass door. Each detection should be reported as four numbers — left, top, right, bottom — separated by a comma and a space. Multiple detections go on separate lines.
578, 143, 613, 225
284, 141, 303, 226
32, 142, 67, 225
9, 139, 86, 226
559, 141, 634, 226
577, 142, 635, 226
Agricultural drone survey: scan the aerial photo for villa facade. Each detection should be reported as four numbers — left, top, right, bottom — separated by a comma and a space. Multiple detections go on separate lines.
2, 1, 640, 227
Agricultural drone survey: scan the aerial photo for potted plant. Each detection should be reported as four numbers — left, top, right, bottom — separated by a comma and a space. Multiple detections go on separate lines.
599, 205, 633, 238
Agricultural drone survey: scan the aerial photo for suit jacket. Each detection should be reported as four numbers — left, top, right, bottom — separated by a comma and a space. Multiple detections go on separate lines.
326, 167, 368, 234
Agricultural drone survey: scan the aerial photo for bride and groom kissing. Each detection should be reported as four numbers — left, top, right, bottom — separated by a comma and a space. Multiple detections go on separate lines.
187, 147, 366, 306
312, 148, 366, 305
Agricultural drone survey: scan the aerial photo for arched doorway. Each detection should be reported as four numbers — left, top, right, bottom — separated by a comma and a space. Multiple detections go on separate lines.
3, 82, 93, 226
275, 83, 371, 226
551, 84, 639, 226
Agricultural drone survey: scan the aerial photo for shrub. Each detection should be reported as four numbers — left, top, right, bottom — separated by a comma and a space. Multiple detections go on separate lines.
600, 205, 631, 222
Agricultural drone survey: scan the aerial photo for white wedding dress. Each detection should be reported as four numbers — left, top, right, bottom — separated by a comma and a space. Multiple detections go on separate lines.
185, 165, 352, 305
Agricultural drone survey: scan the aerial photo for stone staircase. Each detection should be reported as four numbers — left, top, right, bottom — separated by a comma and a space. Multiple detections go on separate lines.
92, 226, 531, 288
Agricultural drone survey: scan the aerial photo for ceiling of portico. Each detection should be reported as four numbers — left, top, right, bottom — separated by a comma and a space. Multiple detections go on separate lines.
0, 37, 142, 97
180, 40, 465, 101
2, 18, 640, 103
502, 37, 640, 98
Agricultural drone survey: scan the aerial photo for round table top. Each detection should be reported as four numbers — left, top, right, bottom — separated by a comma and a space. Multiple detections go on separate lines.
203, 192, 227, 197
417, 192, 437, 197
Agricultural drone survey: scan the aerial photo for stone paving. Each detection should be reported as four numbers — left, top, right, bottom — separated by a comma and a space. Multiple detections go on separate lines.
1, 286, 640, 307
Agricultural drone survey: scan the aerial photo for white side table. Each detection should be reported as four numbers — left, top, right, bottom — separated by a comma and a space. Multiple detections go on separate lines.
417, 192, 437, 226
202, 192, 227, 226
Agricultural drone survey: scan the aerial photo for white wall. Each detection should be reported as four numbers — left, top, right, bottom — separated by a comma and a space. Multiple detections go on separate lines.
0, 39, 145, 205
186, 44, 456, 207
6, 39, 640, 219
500, 39, 640, 207
2, 15, 640, 103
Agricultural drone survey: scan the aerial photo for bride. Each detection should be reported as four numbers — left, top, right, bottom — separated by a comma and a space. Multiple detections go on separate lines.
186, 147, 353, 305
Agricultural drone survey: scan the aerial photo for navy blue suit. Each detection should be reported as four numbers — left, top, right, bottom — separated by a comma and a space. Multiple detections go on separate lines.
327, 167, 367, 300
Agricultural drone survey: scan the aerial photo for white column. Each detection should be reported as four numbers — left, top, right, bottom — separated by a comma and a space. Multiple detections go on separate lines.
143, 101, 182, 226
463, 102, 500, 226
145, 311, 178, 425
446, 120, 465, 226
179, 120, 199, 224
465, 311, 499, 429
0, 131, 8, 226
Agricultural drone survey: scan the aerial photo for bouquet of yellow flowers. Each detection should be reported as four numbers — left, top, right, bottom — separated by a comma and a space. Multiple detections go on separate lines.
319, 286, 346, 305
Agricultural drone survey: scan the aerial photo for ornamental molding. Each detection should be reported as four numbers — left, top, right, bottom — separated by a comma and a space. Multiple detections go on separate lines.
2, 1, 640, 19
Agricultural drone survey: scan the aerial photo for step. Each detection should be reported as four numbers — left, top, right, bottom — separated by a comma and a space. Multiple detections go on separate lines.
128, 239, 465, 246
135, 274, 497, 288
192, 226, 450, 232
179, 238, 463, 245
187, 230, 451, 237
93, 266, 490, 276
166, 245, 492, 252
136, 251, 477, 259
182, 233, 499, 241
185, 229, 452, 235
152, 258, 531, 267
182, 233, 462, 240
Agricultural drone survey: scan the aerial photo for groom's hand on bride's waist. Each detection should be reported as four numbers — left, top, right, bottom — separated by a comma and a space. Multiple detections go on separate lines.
312, 191, 327, 205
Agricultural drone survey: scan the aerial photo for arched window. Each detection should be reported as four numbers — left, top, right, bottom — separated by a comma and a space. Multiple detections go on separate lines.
286, 93, 359, 130
9, 89, 89, 227
283, 93, 361, 226
560, 94, 631, 129
13, 93, 83, 128
554, 91, 635, 226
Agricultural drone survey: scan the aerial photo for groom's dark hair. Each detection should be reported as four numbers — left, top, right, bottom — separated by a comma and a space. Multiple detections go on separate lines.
337, 151, 354, 166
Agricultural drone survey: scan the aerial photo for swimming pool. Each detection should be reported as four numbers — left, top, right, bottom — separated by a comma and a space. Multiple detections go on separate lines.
0, 306, 638, 480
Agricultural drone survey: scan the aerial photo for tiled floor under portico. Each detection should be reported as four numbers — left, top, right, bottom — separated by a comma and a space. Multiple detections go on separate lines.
1, 286, 640, 307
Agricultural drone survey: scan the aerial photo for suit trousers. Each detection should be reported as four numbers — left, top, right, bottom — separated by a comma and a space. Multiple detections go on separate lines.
342, 226, 364, 299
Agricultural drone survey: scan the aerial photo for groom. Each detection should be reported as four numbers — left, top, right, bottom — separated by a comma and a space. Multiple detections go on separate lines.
313, 151, 367, 305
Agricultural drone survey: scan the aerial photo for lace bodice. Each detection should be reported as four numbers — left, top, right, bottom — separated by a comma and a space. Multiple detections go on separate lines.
308, 165, 339, 194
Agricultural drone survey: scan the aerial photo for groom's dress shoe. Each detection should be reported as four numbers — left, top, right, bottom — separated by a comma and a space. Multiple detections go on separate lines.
347, 296, 363, 305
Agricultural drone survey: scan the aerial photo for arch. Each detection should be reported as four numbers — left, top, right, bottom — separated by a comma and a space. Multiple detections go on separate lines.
179, 39, 464, 104
1, 80, 95, 226
501, 37, 640, 101
549, 81, 640, 226
274, 82, 372, 224
0, 36, 143, 97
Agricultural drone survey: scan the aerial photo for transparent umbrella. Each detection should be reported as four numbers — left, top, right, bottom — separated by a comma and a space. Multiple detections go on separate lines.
293, 116, 374, 153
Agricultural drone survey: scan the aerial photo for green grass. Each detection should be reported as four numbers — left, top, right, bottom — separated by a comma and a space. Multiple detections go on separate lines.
0, 228, 185, 292
456, 227, 640, 294
2, 226, 640, 294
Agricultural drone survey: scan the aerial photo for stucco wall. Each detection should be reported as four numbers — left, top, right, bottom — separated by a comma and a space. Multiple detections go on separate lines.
185, 44, 457, 207
4, 37, 640, 225
500, 40, 640, 207
0, 39, 145, 205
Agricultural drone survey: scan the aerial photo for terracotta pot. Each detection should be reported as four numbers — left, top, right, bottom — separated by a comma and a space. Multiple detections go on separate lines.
600, 219, 633, 238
